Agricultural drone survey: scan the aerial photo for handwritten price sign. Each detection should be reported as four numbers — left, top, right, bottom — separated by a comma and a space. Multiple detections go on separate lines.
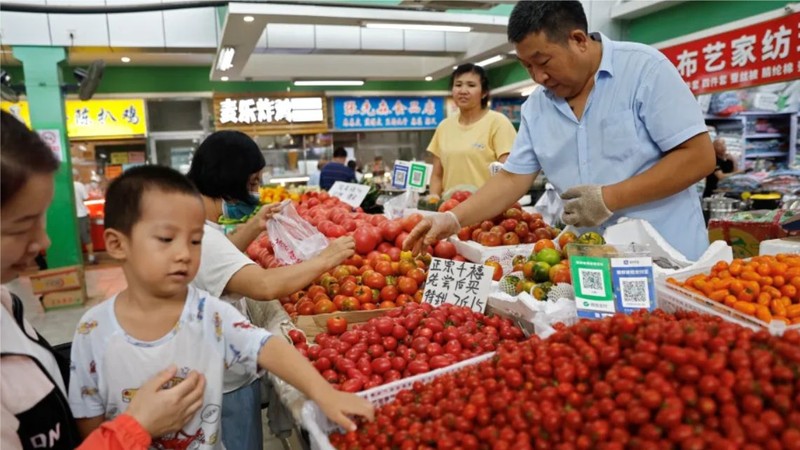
422, 257, 493, 313
328, 182, 370, 208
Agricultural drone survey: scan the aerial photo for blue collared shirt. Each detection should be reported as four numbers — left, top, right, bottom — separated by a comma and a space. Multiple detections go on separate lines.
320, 162, 357, 190
504, 33, 709, 260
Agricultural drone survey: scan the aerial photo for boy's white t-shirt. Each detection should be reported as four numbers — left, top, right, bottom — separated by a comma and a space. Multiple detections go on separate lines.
67, 286, 271, 450
193, 221, 256, 315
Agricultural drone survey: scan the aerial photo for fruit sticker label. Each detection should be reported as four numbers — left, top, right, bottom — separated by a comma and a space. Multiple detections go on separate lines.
570, 255, 615, 319
611, 257, 656, 315
423, 257, 493, 313
328, 182, 370, 208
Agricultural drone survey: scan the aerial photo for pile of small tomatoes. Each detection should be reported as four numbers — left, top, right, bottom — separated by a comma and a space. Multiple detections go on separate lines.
304, 302, 525, 392
668, 254, 800, 325
330, 309, 800, 450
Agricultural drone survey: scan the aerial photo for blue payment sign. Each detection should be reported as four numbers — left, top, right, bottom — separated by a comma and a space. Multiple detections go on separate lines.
332, 96, 446, 130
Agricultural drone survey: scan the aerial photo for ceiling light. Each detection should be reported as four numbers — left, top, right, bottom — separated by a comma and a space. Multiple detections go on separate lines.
243, 15, 255, 22
425, 76, 433, 81
216, 47, 235, 72
220, 76, 229, 81
363, 23, 471, 33
475, 55, 504, 67
453, 65, 458, 70
293, 80, 365, 86
120, 56, 131, 63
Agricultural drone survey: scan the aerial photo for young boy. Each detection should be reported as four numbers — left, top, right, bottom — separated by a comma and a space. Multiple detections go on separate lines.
67, 166, 373, 449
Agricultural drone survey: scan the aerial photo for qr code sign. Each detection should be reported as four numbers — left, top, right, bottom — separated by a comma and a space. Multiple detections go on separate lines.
579, 268, 606, 297
620, 277, 650, 308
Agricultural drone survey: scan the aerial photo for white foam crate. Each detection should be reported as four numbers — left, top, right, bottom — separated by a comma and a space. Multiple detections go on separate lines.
656, 266, 799, 336
301, 352, 495, 450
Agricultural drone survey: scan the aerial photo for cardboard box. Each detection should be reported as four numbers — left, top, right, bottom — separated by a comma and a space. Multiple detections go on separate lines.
450, 237, 534, 270
293, 309, 395, 338
709, 210, 791, 259
41, 288, 86, 311
29, 266, 84, 295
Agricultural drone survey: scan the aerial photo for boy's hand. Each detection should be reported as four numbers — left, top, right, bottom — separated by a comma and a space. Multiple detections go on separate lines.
315, 389, 375, 432
320, 236, 355, 268
126, 365, 206, 437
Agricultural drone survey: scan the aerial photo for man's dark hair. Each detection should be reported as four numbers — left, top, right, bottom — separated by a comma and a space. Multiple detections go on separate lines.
187, 131, 265, 205
105, 165, 200, 236
508, 1, 588, 44
450, 63, 490, 109
1, 111, 60, 206
333, 147, 347, 159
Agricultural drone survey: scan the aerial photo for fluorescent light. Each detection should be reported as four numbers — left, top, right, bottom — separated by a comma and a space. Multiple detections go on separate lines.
363, 23, 471, 33
475, 55, 504, 67
243, 15, 255, 22
293, 80, 364, 86
120, 56, 131, 63
216, 47, 235, 71
271, 176, 310, 184
220, 76, 229, 81
453, 65, 458, 70
425, 76, 433, 81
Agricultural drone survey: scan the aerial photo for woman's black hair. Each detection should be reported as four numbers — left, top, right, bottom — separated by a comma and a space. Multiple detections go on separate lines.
1, 111, 60, 206
187, 130, 265, 204
449, 63, 490, 109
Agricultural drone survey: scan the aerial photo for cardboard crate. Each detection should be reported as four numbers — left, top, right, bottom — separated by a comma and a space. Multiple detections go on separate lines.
293, 309, 395, 339
41, 288, 86, 311
29, 266, 84, 295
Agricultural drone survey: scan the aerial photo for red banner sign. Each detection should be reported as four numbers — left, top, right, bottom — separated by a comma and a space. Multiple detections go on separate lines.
660, 12, 800, 95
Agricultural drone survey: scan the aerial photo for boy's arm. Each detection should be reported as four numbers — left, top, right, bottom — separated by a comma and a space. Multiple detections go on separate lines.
77, 417, 105, 439
257, 338, 374, 431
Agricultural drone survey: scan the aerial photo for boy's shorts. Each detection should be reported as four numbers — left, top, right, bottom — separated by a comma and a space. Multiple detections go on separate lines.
78, 216, 91, 246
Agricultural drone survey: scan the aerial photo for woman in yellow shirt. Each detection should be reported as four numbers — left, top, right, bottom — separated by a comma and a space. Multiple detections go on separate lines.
427, 63, 517, 199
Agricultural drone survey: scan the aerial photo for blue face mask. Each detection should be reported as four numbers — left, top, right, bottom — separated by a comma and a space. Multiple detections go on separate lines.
222, 192, 260, 220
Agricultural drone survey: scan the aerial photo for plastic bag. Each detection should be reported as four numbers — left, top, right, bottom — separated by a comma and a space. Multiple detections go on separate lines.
383, 191, 419, 219
267, 200, 329, 265
532, 183, 564, 226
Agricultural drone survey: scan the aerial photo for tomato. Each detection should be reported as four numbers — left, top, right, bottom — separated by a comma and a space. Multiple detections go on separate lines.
407, 360, 430, 375
364, 272, 387, 290
397, 277, 419, 296
340, 378, 364, 393
406, 268, 427, 285
313, 298, 335, 314
340, 297, 361, 312
353, 286, 373, 304
326, 316, 348, 335
403, 213, 424, 233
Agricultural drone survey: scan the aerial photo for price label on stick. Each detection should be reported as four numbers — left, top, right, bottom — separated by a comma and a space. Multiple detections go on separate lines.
422, 257, 493, 313
328, 182, 370, 208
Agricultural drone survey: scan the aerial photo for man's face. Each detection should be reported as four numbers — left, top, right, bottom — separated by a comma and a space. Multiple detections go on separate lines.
515, 30, 591, 99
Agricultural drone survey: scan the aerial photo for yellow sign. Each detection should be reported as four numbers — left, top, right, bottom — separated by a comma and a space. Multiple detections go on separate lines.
1, 99, 147, 139
66, 99, 146, 139
1, 101, 31, 127
110, 152, 129, 165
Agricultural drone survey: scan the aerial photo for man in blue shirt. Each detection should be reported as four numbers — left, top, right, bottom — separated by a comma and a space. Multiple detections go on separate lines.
405, 0, 714, 260
307, 158, 327, 187
320, 147, 356, 190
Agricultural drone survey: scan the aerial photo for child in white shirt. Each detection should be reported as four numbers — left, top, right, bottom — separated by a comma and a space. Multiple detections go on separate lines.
68, 166, 372, 449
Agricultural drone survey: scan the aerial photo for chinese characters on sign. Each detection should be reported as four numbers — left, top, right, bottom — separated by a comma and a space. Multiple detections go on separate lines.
327, 182, 371, 208
659, 12, 800, 95
333, 96, 446, 130
217, 96, 324, 125
422, 257, 493, 313
65, 99, 147, 139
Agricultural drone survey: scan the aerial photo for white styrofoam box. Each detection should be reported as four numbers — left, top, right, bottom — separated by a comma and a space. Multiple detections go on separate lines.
760, 237, 800, 256
450, 236, 534, 269
656, 264, 798, 336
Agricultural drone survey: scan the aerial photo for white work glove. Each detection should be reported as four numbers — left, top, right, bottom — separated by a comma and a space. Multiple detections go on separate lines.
403, 211, 461, 255
561, 185, 613, 227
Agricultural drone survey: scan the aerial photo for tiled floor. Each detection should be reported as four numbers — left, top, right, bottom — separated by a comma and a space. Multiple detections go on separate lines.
7, 264, 302, 450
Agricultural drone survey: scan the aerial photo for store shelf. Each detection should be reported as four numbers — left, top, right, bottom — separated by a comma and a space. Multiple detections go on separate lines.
745, 152, 787, 159
745, 133, 783, 139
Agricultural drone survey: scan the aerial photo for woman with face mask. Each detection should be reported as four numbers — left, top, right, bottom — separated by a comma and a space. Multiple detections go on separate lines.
427, 63, 517, 202
0, 111, 206, 450
186, 130, 355, 450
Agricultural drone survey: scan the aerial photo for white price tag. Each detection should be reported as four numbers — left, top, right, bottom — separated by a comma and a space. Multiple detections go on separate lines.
422, 257, 493, 313
328, 182, 370, 208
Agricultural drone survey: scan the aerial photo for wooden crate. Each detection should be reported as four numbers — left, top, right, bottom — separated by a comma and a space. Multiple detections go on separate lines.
293, 309, 395, 338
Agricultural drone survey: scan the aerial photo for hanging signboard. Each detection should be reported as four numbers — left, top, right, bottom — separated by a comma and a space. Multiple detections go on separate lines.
2, 99, 147, 139
659, 12, 800, 95
332, 96, 445, 131
213, 93, 328, 135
